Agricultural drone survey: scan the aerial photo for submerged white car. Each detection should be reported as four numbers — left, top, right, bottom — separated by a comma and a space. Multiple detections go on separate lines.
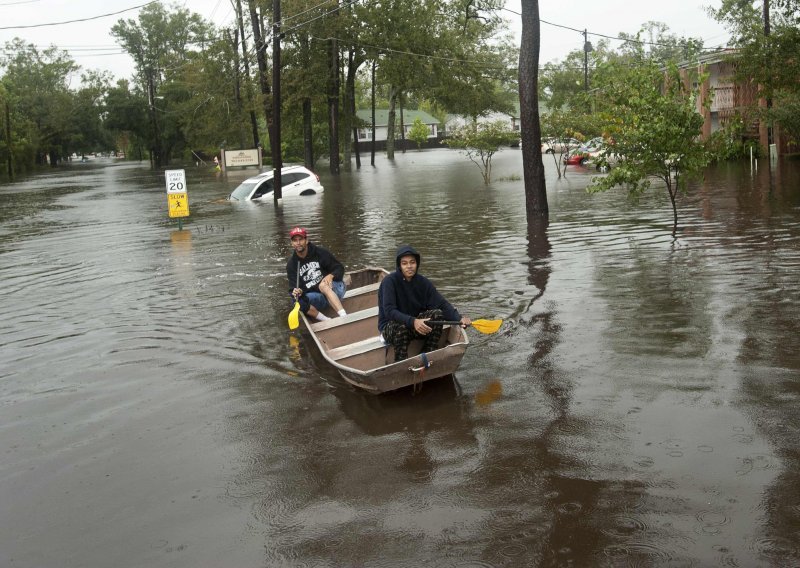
228, 165, 324, 201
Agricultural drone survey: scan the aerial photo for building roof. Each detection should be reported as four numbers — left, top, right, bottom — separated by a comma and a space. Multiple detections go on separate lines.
355, 109, 439, 127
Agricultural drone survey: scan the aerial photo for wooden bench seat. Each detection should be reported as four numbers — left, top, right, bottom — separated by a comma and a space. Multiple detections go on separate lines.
310, 305, 378, 332
327, 335, 386, 361
343, 282, 380, 299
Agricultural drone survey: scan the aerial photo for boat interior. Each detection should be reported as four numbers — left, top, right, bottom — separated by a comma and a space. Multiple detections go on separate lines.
308, 268, 456, 372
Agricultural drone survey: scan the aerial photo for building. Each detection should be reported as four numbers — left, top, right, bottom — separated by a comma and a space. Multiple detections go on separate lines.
444, 103, 521, 136
681, 49, 791, 157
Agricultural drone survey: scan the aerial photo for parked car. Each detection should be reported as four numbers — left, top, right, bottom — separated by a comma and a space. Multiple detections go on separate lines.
542, 137, 581, 154
228, 165, 323, 201
563, 137, 607, 166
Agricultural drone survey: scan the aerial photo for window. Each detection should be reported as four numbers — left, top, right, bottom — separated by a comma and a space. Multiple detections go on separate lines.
252, 179, 274, 198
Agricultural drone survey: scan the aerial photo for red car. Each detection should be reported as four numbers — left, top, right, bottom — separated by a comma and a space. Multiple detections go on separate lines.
563, 137, 604, 165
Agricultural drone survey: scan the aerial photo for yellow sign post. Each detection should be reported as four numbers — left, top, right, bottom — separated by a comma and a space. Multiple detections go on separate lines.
165, 169, 189, 229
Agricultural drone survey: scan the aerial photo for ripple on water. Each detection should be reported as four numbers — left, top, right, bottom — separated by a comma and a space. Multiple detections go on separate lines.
735, 453, 778, 476
694, 510, 730, 535
599, 514, 649, 538
603, 542, 675, 565
659, 438, 687, 458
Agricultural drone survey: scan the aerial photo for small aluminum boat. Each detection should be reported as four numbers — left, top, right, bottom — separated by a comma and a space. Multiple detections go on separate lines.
300, 267, 469, 394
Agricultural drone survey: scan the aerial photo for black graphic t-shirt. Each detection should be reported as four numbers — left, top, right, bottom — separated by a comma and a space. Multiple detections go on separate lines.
286, 242, 345, 295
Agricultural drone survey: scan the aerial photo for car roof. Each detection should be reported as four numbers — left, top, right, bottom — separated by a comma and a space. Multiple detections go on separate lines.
243, 165, 311, 183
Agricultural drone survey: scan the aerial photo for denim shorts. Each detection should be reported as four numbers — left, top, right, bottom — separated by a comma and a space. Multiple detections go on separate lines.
301, 280, 346, 313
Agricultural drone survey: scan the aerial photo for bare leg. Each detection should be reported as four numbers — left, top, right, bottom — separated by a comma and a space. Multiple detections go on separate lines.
318, 281, 345, 314
307, 305, 320, 318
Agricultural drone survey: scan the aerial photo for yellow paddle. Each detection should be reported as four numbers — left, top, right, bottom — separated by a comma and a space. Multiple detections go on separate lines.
427, 319, 503, 334
288, 262, 301, 330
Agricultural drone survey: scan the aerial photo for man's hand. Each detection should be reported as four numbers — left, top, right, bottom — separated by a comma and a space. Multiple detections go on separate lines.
413, 318, 432, 335
460, 316, 472, 328
319, 274, 334, 289
292, 287, 303, 299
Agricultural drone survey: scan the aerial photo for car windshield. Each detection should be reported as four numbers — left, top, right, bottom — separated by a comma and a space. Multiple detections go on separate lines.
229, 181, 259, 201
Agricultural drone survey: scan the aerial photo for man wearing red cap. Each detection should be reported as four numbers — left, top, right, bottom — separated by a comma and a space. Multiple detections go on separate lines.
286, 227, 347, 321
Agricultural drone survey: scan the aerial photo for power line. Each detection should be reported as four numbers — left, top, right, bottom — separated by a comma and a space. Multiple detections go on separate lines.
0, 1, 158, 30
502, 6, 727, 50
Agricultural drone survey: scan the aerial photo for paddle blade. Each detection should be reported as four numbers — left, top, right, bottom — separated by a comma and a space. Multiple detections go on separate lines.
288, 301, 301, 330
471, 319, 502, 334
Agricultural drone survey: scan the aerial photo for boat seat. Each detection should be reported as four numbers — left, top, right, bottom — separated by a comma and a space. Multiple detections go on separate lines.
343, 282, 380, 299
327, 335, 386, 361
310, 305, 379, 332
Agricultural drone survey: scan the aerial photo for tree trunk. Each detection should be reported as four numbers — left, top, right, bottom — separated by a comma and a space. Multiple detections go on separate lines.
4, 100, 13, 181
248, 0, 273, 160
227, 28, 247, 149
147, 71, 162, 169
370, 60, 376, 166
303, 98, 313, 169
519, 0, 548, 219
386, 86, 399, 160
327, 32, 340, 175
399, 96, 406, 153
343, 48, 354, 172
236, 0, 259, 148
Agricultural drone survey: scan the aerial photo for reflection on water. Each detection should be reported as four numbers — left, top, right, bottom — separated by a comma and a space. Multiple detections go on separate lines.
1, 155, 799, 566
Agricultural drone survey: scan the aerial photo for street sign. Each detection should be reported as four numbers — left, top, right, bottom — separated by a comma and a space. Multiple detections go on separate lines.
165, 169, 187, 194
167, 193, 190, 218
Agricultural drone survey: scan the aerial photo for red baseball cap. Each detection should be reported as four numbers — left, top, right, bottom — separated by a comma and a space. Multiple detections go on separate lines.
289, 227, 307, 238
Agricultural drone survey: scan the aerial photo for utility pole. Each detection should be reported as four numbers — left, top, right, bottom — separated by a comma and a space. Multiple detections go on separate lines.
583, 29, 592, 93
272, 0, 282, 201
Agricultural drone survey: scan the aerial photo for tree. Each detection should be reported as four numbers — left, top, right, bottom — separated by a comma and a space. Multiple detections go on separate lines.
588, 59, 709, 235
519, 0, 547, 217
104, 79, 149, 160
111, 3, 213, 168
0, 39, 80, 167
407, 118, 429, 149
618, 21, 704, 64
446, 120, 518, 184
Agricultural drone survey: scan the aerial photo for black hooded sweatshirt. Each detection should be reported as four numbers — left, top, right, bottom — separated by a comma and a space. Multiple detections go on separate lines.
377, 244, 461, 332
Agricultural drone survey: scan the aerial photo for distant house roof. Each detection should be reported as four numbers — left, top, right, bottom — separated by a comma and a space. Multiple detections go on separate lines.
676, 48, 738, 69
355, 109, 439, 127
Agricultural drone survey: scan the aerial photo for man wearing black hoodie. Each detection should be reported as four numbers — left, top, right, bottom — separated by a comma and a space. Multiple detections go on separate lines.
378, 244, 471, 362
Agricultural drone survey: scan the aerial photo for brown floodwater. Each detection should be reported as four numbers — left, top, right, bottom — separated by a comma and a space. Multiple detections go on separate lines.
1, 151, 799, 567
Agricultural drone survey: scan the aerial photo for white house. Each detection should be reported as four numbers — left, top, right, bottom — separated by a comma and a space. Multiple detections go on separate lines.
444, 102, 521, 135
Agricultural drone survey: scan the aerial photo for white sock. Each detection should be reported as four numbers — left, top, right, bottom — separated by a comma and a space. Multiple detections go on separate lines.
315, 313, 329, 321
337, 309, 347, 317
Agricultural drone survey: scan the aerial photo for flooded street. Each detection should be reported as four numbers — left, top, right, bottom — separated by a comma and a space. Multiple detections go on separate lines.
1, 150, 799, 567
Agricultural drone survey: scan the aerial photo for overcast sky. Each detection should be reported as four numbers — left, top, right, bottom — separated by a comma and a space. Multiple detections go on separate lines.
0, 0, 731, 83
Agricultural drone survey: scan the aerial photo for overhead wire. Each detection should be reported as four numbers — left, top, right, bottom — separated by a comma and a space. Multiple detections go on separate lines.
0, 0, 731, 75
0, 1, 159, 30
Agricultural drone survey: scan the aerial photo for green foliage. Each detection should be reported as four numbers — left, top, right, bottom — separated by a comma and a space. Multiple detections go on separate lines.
704, 116, 760, 161
0, 39, 116, 168
407, 118, 430, 149
770, 91, 800, 149
588, 60, 709, 233
446, 120, 518, 184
